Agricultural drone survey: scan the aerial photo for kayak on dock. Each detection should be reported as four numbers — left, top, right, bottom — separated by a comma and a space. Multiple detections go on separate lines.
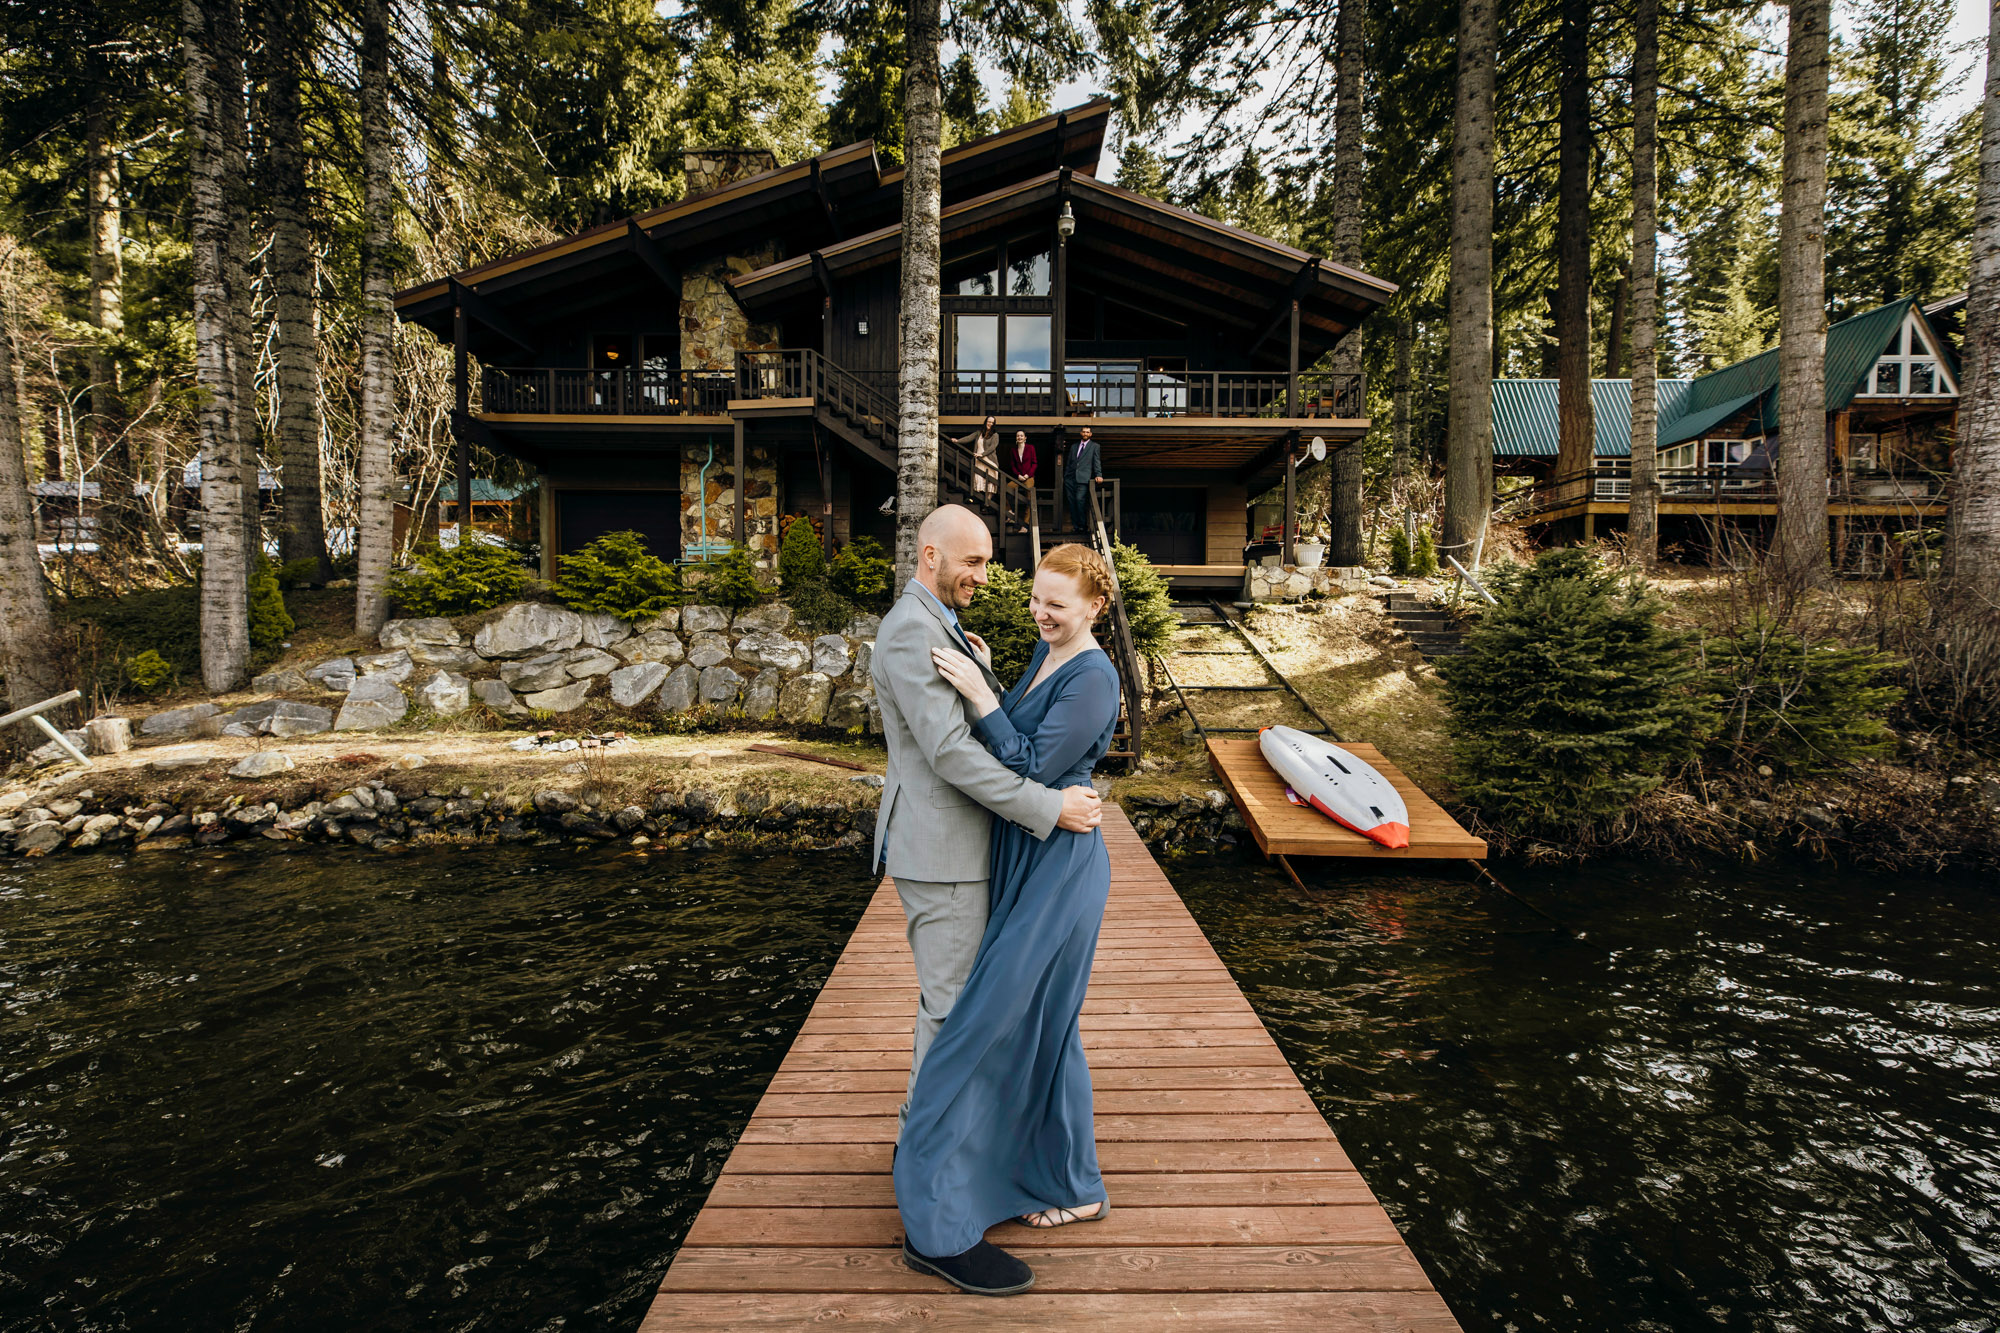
1259, 725, 1411, 850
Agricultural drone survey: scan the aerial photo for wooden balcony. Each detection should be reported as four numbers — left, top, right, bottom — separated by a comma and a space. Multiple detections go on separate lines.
1507, 466, 1950, 524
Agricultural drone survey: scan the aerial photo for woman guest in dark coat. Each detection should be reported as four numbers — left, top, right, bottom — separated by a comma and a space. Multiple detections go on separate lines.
1006, 430, 1038, 484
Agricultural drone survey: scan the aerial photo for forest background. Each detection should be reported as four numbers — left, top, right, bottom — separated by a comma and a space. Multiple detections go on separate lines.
0, 0, 1985, 702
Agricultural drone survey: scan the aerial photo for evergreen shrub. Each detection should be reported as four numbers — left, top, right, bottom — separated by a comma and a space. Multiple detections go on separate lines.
552, 530, 687, 621
778, 514, 825, 587
1412, 528, 1438, 577
123, 649, 175, 695
829, 536, 893, 611
388, 539, 529, 616
1388, 525, 1412, 575
959, 563, 1041, 685
1703, 619, 1903, 772
1439, 549, 1714, 837
1111, 540, 1178, 657
697, 545, 767, 609
248, 555, 295, 651
278, 558, 321, 588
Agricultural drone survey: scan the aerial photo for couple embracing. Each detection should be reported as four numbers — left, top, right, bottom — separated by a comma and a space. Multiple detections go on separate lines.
869, 504, 1119, 1296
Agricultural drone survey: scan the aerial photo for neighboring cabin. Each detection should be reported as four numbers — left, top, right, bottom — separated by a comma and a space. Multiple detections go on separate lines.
393, 102, 1397, 590
1493, 295, 1962, 574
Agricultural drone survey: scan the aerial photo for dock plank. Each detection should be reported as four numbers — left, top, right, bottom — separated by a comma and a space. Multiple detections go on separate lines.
639, 807, 1460, 1330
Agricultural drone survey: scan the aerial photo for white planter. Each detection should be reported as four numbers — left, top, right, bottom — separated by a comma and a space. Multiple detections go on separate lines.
1294, 542, 1326, 570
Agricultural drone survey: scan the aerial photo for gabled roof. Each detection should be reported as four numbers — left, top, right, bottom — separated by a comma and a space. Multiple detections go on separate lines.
1490, 378, 1694, 458
732, 170, 1397, 361
393, 101, 1113, 351
1658, 297, 1953, 446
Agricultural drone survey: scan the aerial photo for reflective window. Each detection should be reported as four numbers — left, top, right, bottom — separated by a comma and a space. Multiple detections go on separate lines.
954, 316, 999, 370
1005, 316, 1051, 371
951, 255, 1000, 296
1008, 249, 1052, 296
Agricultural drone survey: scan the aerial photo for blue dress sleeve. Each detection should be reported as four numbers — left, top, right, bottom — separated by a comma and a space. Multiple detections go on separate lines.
972, 656, 1119, 785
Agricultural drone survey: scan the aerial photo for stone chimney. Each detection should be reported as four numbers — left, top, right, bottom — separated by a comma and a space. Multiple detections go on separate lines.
682, 147, 780, 197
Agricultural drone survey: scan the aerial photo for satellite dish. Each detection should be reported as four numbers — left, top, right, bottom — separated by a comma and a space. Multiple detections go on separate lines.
1309, 436, 1327, 462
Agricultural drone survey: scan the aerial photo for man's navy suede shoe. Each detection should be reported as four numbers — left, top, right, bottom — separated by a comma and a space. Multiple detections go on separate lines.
902, 1238, 1035, 1295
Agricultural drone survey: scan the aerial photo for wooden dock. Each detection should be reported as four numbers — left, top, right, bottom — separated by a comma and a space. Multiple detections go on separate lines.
640, 806, 1462, 1330
1206, 737, 1487, 861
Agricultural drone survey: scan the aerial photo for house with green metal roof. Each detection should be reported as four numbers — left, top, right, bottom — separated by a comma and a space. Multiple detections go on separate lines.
1489, 297, 1959, 573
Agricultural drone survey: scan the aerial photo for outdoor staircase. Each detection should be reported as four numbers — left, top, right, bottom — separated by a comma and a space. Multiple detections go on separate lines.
1380, 591, 1466, 660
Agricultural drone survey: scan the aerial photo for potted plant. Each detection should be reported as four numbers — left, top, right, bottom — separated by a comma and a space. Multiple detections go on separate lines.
1293, 516, 1327, 570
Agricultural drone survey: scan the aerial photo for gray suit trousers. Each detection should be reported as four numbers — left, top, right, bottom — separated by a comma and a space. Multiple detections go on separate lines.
893, 874, 988, 1130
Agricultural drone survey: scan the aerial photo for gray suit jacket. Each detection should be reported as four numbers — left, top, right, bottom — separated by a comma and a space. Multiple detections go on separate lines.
870, 585, 1064, 880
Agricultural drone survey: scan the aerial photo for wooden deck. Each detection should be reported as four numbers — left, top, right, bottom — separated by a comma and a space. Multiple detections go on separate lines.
1206, 737, 1487, 860
640, 807, 1461, 1330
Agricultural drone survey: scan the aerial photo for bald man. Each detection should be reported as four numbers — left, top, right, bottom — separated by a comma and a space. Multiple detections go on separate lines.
871, 506, 1101, 1135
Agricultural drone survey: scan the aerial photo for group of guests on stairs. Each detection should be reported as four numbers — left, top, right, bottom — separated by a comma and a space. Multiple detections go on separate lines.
949, 414, 1106, 535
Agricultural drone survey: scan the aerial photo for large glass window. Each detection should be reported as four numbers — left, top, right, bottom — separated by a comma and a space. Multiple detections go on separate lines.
1007, 248, 1052, 296
1865, 315, 1954, 398
948, 253, 1001, 296
1005, 316, 1050, 373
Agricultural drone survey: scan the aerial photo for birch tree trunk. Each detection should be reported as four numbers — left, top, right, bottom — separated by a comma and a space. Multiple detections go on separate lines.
1444, 0, 1498, 563
1552, 0, 1596, 514
1949, 0, 2000, 593
355, 0, 399, 635
0, 281, 59, 711
266, 0, 332, 582
1773, 0, 1832, 589
85, 98, 137, 551
1392, 316, 1412, 494
183, 0, 253, 692
893, 0, 943, 585
1326, 0, 1367, 568
1628, 0, 1661, 567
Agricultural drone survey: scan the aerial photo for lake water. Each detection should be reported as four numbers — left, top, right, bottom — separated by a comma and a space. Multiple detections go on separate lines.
3, 843, 1995, 1331
0, 845, 876, 1331
1168, 853, 2000, 1332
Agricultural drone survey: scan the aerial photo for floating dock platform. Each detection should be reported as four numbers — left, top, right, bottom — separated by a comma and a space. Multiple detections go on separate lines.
640, 805, 1462, 1330
1206, 737, 1487, 860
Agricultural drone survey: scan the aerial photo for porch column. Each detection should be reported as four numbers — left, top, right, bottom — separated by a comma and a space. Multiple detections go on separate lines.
452, 299, 472, 531
1286, 300, 1300, 417
815, 423, 834, 558
1282, 435, 1298, 565
1053, 207, 1069, 419
733, 418, 747, 550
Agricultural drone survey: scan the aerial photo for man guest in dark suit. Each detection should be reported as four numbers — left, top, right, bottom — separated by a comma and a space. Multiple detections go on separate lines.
1062, 425, 1102, 534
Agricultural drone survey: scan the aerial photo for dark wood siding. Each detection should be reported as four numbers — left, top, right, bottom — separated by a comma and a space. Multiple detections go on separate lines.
830, 264, 901, 375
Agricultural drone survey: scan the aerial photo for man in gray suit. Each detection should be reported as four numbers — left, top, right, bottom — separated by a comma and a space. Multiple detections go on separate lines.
871, 506, 1101, 1128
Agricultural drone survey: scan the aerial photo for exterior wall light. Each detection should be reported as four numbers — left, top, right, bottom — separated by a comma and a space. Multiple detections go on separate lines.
1057, 201, 1075, 245
856, 319, 870, 336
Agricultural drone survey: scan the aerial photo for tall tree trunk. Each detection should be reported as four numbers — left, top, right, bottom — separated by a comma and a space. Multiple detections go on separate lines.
1604, 265, 1628, 377
266, 0, 332, 582
0, 279, 59, 711
1392, 315, 1412, 493
355, 0, 398, 635
1326, 0, 1367, 568
1773, 0, 1832, 589
893, 0, 943, 584
1948, 0, 2000, 593
183, 0, 253, 691
1444, 0, 1498, 563
85, 97, 138, 551
1628, 0, 1662, 568
1552, 0, 1595, 510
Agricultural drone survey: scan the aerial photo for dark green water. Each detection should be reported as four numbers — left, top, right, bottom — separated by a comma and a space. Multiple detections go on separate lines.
1167, 852, 2000, 1333
0, 845, 876, 1332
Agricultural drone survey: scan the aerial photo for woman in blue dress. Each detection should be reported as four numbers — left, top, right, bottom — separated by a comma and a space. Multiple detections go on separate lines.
893, 542, 1122, 1296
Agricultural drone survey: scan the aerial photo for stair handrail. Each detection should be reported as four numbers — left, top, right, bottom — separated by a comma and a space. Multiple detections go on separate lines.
1088, 484, 1145, 762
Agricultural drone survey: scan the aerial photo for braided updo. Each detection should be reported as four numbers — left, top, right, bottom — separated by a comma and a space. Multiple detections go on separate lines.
1038, 542, 1114, 613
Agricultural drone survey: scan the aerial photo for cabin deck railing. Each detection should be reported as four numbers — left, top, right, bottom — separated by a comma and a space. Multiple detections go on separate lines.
481, 353, 1364, 422
479, 366, 734, 416
1504, 466, 1948, 518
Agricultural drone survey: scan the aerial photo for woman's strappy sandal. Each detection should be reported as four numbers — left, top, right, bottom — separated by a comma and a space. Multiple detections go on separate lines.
1015, 1199, 1111, 1228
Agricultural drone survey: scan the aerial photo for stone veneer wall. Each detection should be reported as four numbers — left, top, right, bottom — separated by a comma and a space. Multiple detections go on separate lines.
678, 147, 785, 568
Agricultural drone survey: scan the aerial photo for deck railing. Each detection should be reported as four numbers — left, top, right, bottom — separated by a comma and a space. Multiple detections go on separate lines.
1505, 466, 1946, 518
480, 366, 734, 416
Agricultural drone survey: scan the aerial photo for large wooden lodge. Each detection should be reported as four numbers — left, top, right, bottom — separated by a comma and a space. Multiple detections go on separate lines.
394, 101, 1395, 588
1493, 295, 1963, 573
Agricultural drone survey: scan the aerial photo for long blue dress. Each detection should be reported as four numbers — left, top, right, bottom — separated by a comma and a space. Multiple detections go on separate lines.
893, 640, 1121, 1258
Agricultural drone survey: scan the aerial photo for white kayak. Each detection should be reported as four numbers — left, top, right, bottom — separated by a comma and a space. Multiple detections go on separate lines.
1258, 725, 1411, 850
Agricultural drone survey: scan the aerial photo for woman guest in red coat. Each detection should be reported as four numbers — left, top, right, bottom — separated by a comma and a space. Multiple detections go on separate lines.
1006, 430, 1038, 484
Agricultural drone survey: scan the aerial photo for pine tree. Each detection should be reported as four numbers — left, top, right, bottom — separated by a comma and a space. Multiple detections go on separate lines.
1440, 549, 1713, 837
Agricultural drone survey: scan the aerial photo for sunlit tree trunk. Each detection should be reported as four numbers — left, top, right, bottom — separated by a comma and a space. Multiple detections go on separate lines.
183, 0, 252, 691
1950, 0, 2000, 591
266, 0, 332, 582
1444, 0, 1497, 563
1628, 0, 1661, 567
894, 0, 943, 585
1552, 0, 1595, 515
1327, 0, 1367, 567
1773, 0, 1832, 589
355, 0, 398, 635
1392, 315, 1412, 494
84, 96, 138, 552
0, 288, 59, 711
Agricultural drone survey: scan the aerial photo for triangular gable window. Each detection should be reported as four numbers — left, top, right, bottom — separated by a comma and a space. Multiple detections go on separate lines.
1863, 311, 1958, 398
